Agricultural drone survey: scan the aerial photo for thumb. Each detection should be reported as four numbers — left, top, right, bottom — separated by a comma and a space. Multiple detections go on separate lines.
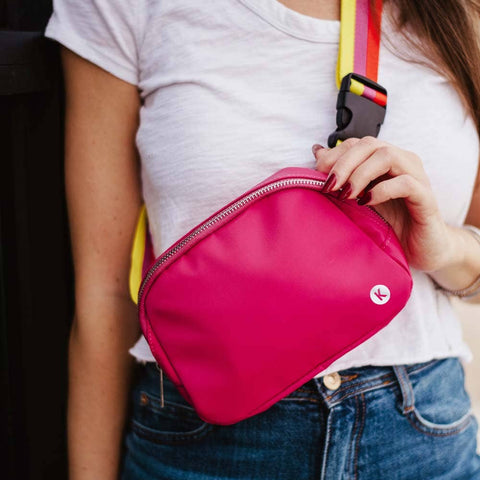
311, 144, 330, 173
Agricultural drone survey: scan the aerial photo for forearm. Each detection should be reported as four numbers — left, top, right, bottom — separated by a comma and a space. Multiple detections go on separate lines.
68, 297, 140, 480
429, 225, 480, 304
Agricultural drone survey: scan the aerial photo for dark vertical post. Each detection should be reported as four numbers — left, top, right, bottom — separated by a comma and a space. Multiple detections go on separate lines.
0, 1, 72, 478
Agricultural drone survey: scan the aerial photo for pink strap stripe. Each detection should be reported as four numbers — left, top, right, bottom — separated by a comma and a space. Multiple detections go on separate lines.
361, 84, 377, 102
360, 85, 386, 107
353, 0, 369, 77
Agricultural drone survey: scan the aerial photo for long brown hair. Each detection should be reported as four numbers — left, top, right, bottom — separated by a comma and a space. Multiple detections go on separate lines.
381, 0, 480, 137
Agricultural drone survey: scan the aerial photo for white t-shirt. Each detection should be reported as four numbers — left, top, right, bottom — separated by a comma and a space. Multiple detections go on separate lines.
45, 0, 479, 376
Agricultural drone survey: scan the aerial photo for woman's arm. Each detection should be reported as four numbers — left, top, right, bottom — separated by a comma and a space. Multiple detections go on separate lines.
61, 47, 142, 479
428, 162, 480, 304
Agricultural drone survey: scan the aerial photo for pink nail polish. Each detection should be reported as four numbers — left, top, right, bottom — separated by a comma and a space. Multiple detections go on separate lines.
312, 144, 325, 155
322, 173, 336, 193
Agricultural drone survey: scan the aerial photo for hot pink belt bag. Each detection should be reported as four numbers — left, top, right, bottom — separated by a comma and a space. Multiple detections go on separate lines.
138, 167, 413, 425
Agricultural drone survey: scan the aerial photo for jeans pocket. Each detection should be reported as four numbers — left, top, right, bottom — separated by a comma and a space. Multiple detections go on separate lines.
399, 358, 474, 437
129, 364, 215, 445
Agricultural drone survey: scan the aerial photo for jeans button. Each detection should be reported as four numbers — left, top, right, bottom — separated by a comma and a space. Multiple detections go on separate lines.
323, 372, 342, 391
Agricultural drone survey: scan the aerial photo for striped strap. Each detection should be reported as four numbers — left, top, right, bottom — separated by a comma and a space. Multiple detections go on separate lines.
337, 0, 385, 106
128, 0, 384, 304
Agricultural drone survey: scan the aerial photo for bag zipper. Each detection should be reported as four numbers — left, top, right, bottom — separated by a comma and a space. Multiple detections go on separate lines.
155, 363, 165, 407
138, 177, 389, 301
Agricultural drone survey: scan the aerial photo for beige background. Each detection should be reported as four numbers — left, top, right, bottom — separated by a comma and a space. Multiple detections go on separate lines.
454, 299, 480, 447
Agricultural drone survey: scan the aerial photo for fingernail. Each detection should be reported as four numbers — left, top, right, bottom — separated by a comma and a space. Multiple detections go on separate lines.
357, 191, 372, 205
322, 173, 336, 193
338, 182, 352, 201
364, 180, 375, 193
312, 144, 325, 155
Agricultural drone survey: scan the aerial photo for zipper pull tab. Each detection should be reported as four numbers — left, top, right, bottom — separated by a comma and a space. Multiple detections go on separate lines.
155, 363, 165, 408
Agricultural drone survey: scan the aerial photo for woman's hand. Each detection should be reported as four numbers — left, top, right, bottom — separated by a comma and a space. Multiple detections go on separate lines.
312, 137, 457, 273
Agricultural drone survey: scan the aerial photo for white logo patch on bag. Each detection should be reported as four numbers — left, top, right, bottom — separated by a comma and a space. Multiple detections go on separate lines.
370, 285, 391, 305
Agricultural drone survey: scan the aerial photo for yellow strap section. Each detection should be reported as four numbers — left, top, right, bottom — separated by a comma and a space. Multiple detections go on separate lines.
336, 0, 357, 88
349, 78, 366, 96
129, 204, 148, 304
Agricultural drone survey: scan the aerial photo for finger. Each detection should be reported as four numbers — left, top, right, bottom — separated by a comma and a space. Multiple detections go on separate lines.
360, 174, 438, 221
362, 174, 391, 197
338, 143, 428, 200
314, 137, 360, 174
322, 136, 387, 193
340, 147, 395, 200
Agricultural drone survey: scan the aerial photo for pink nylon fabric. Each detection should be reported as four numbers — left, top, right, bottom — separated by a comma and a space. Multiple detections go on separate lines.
138, 167, 413, 425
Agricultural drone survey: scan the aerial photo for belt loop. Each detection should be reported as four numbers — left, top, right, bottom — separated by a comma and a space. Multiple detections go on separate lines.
392, 366, 415, 414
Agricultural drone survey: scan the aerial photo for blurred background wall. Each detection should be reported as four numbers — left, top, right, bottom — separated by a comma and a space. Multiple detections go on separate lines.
1, 1, 73, 479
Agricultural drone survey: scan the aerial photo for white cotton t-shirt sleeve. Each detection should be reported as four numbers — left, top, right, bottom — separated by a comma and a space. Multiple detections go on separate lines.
44, 0, 141, 85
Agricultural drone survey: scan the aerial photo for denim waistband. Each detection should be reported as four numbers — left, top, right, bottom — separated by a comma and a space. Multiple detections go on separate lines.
141, 358, 443, 411
283, 359, 440, 409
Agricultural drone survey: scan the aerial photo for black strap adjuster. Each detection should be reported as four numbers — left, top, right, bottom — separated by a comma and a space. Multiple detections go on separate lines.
328, 73, 387, 148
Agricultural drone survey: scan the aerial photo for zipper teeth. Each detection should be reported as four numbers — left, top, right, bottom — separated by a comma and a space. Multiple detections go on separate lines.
138, 177, 389, 300
138, 178, 323, 298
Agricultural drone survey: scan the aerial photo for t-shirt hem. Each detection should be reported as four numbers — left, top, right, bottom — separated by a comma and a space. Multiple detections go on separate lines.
314, 349, 473, 378
128, 347, 473, 374
44, 18, 139, 86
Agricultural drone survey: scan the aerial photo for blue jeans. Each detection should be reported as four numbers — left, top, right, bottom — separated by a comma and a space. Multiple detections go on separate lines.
120, 358, 480, 479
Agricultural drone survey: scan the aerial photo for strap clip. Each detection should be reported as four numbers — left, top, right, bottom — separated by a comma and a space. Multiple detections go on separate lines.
328, 73, 387, 148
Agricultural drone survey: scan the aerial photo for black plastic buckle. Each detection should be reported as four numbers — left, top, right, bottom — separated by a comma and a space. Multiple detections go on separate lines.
328, 73, 387, 148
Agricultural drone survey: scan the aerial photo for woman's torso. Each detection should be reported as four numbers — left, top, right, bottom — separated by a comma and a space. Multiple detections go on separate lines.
127, 0, 479, 372
45, 0, 478, 371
